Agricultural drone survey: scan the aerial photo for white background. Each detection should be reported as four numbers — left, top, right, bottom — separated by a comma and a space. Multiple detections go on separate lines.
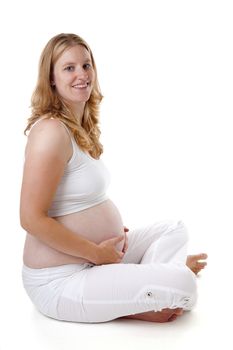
0, 0, 232, 349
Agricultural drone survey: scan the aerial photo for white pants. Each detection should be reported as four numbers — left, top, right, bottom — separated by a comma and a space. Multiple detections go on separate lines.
22, 220, 197, 323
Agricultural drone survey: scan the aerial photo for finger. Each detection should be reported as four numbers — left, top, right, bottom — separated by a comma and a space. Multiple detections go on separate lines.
199, 253, 208, 260
113, 235, 125, 242
106, 235, 124, 243
193, 253, 208, 260
122, 244, 128, 253
123, 240, 129, 252
196, 262, 207, 268
107, 236, 125, 246
116, 251, 124, 262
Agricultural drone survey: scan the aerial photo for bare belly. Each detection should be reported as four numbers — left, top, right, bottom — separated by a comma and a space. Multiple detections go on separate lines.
23, 199, 125, 269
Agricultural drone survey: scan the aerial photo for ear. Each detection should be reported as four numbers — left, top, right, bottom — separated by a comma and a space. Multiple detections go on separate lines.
50, 73, 55, 86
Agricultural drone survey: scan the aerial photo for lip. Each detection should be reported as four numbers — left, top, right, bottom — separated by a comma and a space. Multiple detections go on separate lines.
72, 81, 90, 88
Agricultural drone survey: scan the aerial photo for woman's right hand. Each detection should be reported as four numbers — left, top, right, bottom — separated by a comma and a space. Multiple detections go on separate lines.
94, 235, 125, 265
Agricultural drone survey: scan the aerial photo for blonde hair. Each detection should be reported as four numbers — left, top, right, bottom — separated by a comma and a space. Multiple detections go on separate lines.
24, 33, 103, 159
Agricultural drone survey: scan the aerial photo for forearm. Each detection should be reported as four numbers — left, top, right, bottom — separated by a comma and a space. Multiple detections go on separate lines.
21, 215, 99, 263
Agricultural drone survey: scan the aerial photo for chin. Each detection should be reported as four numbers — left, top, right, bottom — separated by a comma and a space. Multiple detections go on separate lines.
74, 93, 92, 102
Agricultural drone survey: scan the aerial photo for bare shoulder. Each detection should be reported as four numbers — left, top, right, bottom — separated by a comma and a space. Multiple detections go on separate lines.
28, 117, 69, 142
25, 117, 72, 162
20, 118, 72, 222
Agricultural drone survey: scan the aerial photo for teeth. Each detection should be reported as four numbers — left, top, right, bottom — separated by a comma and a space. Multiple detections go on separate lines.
73, 83, 88, 88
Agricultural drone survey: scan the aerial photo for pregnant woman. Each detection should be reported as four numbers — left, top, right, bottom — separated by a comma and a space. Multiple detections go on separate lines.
20, 33, 207, 323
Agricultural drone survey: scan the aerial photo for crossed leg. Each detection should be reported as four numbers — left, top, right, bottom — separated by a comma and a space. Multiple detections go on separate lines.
121, 253, 208, 323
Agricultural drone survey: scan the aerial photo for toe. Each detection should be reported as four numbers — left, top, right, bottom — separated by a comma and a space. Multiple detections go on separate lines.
168, 314, 178, 322
194, 263, 207, 274
199, 253, 208, 260
190, 253, 208, 261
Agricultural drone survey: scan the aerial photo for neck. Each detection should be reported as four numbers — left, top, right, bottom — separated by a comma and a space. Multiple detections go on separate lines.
71, 102, 86, 123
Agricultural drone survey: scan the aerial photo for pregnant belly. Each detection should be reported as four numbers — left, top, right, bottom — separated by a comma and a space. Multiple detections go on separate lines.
23, 199, 125, 268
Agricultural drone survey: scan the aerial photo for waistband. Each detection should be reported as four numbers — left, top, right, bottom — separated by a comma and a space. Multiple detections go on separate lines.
22, 263, 94, 280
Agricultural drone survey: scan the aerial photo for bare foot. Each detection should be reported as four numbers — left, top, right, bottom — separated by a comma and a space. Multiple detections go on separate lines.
120, 308, 184, 323
186, 253, 208, 274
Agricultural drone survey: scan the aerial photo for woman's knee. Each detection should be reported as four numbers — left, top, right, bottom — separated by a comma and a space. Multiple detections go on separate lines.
157, 264, 197, 300
171, 265, 198, 309
179, 265, 197, 293
163, 264, 197, 310
165, 219, 189, 245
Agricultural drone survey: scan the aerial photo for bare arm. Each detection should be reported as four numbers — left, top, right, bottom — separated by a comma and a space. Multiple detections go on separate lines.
20, 119, 99, 262
20, 119, 124, 265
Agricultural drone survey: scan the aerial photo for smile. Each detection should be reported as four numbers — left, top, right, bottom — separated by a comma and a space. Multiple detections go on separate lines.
72, 82, 90, 89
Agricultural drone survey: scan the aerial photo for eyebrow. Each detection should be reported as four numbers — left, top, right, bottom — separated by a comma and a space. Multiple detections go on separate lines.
62, 59, 92, 67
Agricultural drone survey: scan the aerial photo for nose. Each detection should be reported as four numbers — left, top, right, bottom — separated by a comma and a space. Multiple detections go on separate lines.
75, 66, 89, 81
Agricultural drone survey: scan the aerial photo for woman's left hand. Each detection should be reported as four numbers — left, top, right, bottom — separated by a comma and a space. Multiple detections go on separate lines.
123, 226, 129, 253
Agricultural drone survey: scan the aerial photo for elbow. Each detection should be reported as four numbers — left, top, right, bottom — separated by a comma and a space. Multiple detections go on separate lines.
20, 216, 29, 231
20, 206, 27, 230
20, 210, 33, 232
20, 200, 31, 231
20, 208, 46, 233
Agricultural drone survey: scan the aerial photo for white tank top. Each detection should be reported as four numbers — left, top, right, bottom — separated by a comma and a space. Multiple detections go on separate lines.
29, 117, 111, 217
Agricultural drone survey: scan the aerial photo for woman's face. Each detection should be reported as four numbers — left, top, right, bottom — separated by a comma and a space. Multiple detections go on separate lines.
52, 45, 95, 108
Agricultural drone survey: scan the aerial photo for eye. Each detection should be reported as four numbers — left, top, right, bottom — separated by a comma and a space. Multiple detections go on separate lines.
64, 66, 75, 72
83, 63, 92, 70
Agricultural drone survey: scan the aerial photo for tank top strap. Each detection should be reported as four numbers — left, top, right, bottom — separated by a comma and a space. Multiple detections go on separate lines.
30, 116, 48, 130
30, 116, 77, 148
56, 119, 77, 149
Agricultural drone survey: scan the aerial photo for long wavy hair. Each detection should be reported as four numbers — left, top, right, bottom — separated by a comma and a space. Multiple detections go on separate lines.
24, 33, 104, 159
